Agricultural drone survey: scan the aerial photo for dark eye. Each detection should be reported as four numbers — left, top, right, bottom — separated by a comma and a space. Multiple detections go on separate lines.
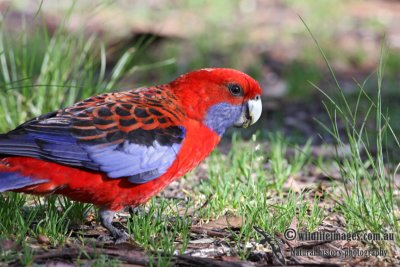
228, 84, 242, 96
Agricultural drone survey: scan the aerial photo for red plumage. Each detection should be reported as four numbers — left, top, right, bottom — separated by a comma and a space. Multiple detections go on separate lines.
4, 120, 219, 210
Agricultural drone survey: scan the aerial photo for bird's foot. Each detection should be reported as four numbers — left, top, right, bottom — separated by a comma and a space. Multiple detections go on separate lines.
98, 234, 114, 243
99, 208, 132, 244
98, 225, 132, 244
111, 228, 131, 244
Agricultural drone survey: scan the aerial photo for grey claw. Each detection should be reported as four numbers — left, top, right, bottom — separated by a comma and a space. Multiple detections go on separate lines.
114, 231, 130, 244
99, 208, 132, 244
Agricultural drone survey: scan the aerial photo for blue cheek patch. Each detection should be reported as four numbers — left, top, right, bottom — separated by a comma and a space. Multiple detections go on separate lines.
204, 103, 242, 135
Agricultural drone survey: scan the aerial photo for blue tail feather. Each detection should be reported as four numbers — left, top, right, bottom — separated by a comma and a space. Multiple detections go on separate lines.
0, 172, 47, 192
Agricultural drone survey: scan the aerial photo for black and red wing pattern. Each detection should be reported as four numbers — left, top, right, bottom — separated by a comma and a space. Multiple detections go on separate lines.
64, 87, 186, 145
0, 87, 187, 183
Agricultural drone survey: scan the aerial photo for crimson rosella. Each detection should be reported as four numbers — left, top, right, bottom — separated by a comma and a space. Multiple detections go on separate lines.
0, 68, 262, 242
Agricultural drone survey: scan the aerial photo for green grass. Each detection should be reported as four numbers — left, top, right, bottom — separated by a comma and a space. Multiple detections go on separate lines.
0, 13, 139, 131
0, 193, 37, 240
304, 18, 400, 245
127, 199, 192, 258
267, 132, 312, 192
321, 59, 400, 243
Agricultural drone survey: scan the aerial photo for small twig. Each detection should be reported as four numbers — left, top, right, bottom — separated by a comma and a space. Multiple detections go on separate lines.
191, 226, 231, 238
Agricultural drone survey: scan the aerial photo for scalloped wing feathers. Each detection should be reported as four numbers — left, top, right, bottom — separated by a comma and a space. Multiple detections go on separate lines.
0, 87, 186, 184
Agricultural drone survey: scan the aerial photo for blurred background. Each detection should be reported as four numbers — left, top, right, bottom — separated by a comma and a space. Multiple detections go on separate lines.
0, 0, 399, 145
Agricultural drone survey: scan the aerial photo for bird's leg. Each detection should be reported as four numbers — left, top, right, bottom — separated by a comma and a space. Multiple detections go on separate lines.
99, 208, 129, 244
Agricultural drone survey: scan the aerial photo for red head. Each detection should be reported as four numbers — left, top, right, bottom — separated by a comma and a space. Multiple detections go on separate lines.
168, 68, 263, 135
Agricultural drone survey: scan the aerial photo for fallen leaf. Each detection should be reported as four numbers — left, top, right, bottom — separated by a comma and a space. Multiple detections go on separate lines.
200, 215, 243, 230
37, 234, 50, 245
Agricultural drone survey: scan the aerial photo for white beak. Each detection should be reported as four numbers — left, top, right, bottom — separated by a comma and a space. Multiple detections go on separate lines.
234, 96, 262, 128
248, 96, 262, 125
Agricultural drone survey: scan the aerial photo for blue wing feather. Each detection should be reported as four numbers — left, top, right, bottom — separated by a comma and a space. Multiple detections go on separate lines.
84, 140, 182, 183
0, 172, 47, 192
0, 124, 185, 184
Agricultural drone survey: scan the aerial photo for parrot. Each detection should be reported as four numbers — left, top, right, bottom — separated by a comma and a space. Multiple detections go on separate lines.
0, 68, 262, 242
